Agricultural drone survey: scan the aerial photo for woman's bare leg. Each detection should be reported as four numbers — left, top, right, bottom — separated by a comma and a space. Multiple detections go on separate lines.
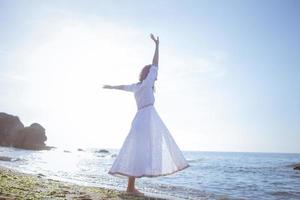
127, 176, 135, 192
126, 176, 144, 195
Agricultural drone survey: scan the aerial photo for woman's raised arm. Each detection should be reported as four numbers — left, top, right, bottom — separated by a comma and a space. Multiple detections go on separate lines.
150, 34, 159, 67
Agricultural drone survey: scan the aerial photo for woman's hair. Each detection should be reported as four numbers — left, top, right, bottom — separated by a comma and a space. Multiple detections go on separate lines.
139, 64, 152, 82
139, 64, 155, 92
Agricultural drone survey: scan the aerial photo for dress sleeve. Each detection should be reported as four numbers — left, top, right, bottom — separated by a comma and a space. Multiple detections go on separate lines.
121, 83, 139, 92
141, 65, 158, 88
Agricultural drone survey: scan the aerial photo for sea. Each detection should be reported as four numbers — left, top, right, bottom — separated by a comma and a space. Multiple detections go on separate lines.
0, 146, 300, 200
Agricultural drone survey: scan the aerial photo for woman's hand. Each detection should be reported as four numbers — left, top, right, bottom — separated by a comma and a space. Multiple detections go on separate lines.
102, 84, 113, 89
150, 33, 159, 46
151, 34, 159, 66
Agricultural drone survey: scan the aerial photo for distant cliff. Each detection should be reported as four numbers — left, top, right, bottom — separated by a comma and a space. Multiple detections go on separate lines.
0, 112, 52, 150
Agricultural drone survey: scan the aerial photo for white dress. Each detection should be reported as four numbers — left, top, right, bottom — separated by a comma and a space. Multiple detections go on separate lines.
108, 65, 189, 178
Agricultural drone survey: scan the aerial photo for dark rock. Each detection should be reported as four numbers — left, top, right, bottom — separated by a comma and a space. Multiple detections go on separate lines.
0, 156, 13, 161
42, 146, 56, 150
14, 123, 47, 150
37, 173, 45, 178
0, 112, 51, 150
0, 156, 21, 162
95, 149, 109, 153
0, 156, 22, 162
287, 163, 300, 170
293, 164, 300, 170
77, 148, 84, 151
0, 113, 24, 146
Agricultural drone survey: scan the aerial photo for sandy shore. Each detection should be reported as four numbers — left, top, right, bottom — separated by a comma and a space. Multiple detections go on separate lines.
0, 165, 167, 200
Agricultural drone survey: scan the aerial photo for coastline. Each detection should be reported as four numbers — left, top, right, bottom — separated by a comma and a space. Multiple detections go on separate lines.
0, 165, 167, 200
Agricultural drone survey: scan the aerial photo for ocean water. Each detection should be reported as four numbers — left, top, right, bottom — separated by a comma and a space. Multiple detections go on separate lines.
0, 146, 300, 200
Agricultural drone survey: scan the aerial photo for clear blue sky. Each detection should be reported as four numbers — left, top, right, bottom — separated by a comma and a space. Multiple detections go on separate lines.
0, 0, 299, 153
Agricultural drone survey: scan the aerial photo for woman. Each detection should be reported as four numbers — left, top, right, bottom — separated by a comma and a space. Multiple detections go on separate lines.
103, 34, 189, 196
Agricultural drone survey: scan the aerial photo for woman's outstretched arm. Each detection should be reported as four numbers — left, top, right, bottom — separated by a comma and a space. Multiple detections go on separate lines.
150, 33, 159, 67
103, 83, 137, 92
102, 84, 124, 90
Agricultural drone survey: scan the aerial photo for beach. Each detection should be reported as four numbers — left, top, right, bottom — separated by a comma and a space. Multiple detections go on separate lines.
0, 165, 166, 200
1, 147, 300, 200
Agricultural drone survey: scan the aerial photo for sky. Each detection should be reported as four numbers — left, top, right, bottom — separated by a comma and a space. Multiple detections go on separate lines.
0, 0, 299, 153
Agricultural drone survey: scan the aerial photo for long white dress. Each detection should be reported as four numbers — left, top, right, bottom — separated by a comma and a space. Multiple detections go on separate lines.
108, 65, 189, 178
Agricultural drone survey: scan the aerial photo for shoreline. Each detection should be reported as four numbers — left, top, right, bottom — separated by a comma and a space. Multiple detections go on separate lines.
0, 165, 169, 200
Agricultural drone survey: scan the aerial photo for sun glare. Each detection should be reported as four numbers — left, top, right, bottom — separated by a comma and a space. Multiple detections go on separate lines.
18, 19, 148, 149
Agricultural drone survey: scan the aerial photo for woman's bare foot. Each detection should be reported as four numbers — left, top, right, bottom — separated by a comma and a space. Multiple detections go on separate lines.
126, 188, 144, 196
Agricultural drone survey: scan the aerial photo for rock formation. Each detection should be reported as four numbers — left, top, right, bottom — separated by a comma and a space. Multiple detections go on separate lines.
0, 112, 51, 150
293, 164, 300, 170
0, 113, 24, 146
95, 149, 109, 153
14, 123, 47, 150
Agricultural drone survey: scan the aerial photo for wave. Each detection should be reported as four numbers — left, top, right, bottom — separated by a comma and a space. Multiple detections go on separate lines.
187, 158, 204, 163
270, 191, 300, 198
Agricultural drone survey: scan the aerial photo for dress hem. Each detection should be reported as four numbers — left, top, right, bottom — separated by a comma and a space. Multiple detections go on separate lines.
108, 164, 190, 178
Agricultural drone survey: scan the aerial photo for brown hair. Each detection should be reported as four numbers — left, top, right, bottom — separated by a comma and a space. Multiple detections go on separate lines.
139, 64, 152, 82
139, 64, 155, 92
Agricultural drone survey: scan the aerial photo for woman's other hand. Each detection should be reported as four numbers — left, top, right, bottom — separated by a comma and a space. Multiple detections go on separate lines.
103, 84, 113, 89
150, 33, 159, 46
